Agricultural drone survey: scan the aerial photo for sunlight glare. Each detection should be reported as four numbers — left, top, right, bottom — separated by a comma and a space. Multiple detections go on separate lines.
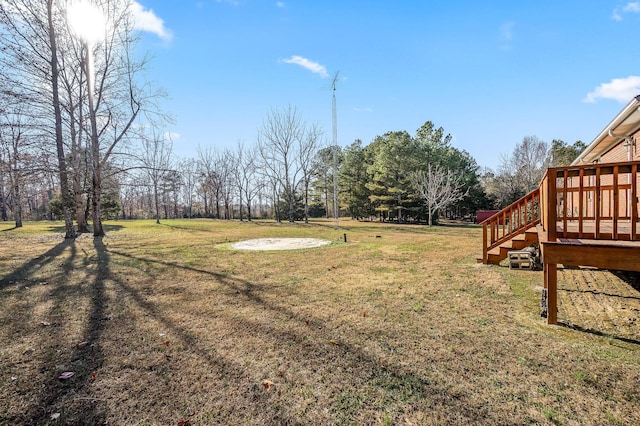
67, 1, 106, 43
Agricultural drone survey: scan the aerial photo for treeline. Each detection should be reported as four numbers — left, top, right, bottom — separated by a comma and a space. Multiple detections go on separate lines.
1, 96, 586, 229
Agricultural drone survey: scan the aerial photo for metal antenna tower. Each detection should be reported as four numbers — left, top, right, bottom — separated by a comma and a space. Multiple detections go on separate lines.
331, 71, 339, 228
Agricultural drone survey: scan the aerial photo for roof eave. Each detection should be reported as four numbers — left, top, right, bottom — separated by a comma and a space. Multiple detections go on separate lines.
572, 95, 640, 166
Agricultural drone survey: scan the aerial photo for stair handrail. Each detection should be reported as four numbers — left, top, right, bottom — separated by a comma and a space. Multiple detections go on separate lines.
481, 188, 541, 263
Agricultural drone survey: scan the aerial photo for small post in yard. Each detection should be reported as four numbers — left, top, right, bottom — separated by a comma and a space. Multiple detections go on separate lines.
343, 233, 347, 243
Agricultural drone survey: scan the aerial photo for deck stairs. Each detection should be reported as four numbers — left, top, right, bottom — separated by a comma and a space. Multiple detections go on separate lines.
479, 188, 541, 265
485, 226, 538, 264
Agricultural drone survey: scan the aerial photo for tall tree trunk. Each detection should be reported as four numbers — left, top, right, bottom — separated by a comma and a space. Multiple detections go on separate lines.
154, 183, 160, 224
304, 181, 309, 223
47, 0, 75, 239
324, 175, 330, 218
84, 40, 104, 237
287, 185, 295, 223
12, 177, 22, 228
0, 188, 7, 221
72, 133, 88, 232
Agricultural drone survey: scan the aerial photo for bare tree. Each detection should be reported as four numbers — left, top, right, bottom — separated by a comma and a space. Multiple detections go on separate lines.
196, 146, 216, 217
232, 141, 262, 221
484, 136, 550, 208
69, 0, 155, 236
0, 0, 164, 236
0, 0, 77, 237
0, 148, 7, 221
178, 158, 198, 218
299, 124, 323, 223
0, 106, 27, 227
258, 106, 305, 222
139, 131, 173, 224
257, 105, 323, 222
513, 135, 549, 193
411, 164, 468, 226
196, 146, 235, 219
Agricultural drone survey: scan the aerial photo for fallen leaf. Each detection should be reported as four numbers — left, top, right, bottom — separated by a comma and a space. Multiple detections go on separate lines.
76, 341, 89, 349
262, 379, 274, 390
331, 265, 337, 269
163, 340, 171, 346
40, 321, 51, 327
58, 371, 74, 380
50, 413, 60, 420
90, 372, 97, 380
278, 370, 284, 376
329, 339, 340, 345
11, 376, 17, 381
362, 311, 367, 317
177, 420, 190, 426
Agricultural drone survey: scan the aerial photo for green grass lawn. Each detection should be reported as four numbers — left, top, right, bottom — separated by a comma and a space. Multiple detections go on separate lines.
1, 218, 638, 425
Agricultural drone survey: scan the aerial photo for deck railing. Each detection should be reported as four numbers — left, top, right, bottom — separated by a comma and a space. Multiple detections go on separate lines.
481, 160, 640, 263
540, 161, 640, 241
481, 189, 541, 263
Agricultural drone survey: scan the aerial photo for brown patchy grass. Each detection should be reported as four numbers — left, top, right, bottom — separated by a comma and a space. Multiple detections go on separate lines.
0, 218, 638, 425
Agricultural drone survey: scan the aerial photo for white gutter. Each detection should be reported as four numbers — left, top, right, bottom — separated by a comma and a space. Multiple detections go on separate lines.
571, 95, 640, 165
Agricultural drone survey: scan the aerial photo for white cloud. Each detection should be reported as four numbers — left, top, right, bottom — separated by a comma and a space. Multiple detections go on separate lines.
131, 1, 172, 41
216, 0, 240, 5
282, 55, 329, 78
624, 2, 640, 12
276, 2, 285, 8
584, 76, 640, 103
612, 2, 640, 20
500, 21, 515, 41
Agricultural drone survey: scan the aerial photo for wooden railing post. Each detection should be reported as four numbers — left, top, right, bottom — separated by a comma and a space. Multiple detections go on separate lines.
613, 165, 619, 239
547, 168, 557, 242
595, 166, 601, 239
482, 222, 488, 264
632, 163, 638, 240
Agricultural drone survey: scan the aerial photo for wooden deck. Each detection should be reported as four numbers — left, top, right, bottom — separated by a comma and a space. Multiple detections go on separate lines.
481, 161, 640, 325
555, 220, 639, 240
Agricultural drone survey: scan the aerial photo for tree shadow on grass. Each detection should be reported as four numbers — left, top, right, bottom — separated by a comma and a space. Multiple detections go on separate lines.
0, 238, 75, 291
157, 221, 220, 233
103, 248, 494, 423
611, 270, 640, 293
45, 223, 124, 234
1, 237, 108, 425
556, 321, 640, 346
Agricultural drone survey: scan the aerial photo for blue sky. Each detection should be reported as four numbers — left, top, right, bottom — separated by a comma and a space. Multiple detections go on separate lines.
128, 1, 640, 169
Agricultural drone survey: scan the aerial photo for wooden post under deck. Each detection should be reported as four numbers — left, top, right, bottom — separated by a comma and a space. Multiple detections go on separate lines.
544, 263, 557, 325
